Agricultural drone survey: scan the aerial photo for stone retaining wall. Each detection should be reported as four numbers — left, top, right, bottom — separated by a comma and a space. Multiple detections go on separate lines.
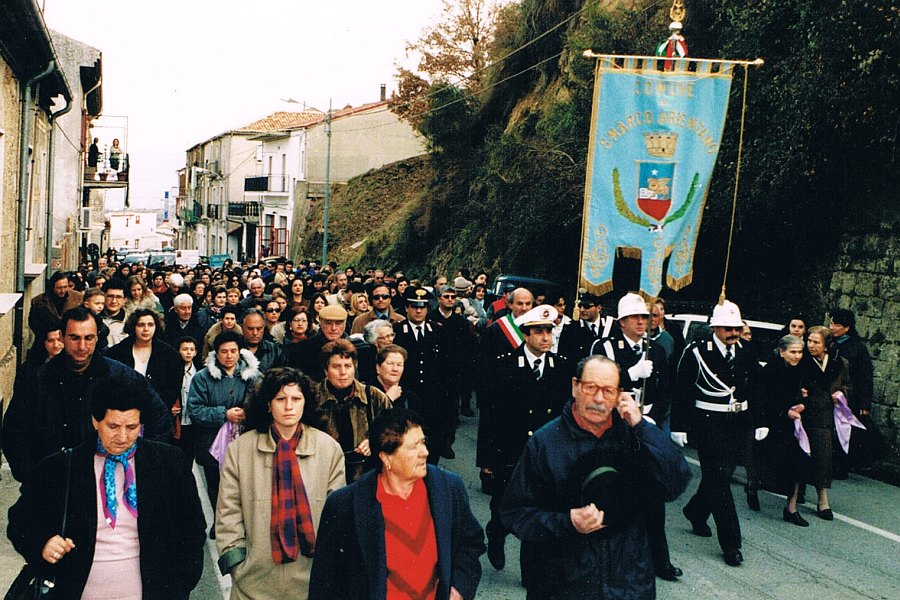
828, 222, 900, 480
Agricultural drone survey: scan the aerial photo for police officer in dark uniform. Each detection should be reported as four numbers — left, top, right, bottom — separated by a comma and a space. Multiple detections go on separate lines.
673, 300, 768, 567
557, 291, 615, 372
392, 286, 450, 464
479, 305, 570, 572
429, 284, 475, 459
591, 293, 681, 581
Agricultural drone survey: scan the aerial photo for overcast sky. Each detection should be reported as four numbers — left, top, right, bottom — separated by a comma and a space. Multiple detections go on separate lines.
43, 0, 444, 209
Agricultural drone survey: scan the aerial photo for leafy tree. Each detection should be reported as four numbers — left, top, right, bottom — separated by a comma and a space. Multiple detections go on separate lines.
391, 0, 508, 129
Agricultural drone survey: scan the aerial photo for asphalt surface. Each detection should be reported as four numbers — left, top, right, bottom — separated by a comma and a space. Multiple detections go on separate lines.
1, 411, 898, 599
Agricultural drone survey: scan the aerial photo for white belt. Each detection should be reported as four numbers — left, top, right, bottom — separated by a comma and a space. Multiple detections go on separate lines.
695, 400, 748, 413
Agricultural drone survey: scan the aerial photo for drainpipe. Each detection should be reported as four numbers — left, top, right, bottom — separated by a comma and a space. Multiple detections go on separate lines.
45, 95, 73, 284
15, 61, 57, 353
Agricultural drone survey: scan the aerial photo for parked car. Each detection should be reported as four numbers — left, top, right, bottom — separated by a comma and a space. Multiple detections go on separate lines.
488, 274, 562, 304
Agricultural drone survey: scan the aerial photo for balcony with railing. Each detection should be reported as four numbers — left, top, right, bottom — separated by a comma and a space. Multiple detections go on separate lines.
227, 201, 261, 221
244, 175, 288, 193
180, 200, 202, 224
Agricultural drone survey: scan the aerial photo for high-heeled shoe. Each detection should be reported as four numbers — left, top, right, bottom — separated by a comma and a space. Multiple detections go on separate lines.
817, 506, 834, 521
783, 507, 809, 527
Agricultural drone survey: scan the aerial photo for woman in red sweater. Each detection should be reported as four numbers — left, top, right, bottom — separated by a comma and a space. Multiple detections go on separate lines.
310, 409, 485, 600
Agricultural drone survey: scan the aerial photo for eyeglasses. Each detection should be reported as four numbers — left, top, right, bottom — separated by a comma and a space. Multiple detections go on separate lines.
376, 333, 396, 340
265, 308, 281, 313
441, 294, 457, 299
577, 381, 620, 399
371, 294, 391, 300
105, 294, 125, 300
721, 326, 742, 332
578, 303, 596, 309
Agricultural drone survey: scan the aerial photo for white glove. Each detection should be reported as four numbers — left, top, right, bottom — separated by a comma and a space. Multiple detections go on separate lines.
627, 359, 654, 380
670, 432, 687, 447
754, 427, 769, 441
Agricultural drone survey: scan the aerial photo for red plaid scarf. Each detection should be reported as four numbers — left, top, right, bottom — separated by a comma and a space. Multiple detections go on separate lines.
270, 425, 316, 563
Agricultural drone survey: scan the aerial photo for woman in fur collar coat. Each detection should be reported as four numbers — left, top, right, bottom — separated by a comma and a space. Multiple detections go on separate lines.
188, 330, 261, 536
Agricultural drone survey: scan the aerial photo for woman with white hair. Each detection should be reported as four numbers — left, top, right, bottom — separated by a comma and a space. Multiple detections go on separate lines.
362, 319, 395, 351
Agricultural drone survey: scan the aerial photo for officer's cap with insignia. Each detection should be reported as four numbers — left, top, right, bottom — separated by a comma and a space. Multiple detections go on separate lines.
617, 292, 649, 319
403, 286, 433, 307
577, 290, 602, 308
515, 304, 558, 329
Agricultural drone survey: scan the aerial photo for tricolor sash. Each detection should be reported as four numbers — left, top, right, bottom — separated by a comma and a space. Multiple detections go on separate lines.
497, 313, 524, 349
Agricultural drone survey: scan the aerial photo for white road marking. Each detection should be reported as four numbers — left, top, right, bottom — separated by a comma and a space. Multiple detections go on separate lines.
683, 456, 900, 544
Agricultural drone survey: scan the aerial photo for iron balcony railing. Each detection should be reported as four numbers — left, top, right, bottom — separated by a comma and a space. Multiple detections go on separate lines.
244, 175, 288, 193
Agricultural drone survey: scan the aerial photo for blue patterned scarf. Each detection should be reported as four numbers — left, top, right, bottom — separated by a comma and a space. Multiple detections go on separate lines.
95, 437, 138, 528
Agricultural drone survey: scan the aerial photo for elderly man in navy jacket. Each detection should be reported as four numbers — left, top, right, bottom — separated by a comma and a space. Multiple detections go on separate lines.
502, 355, 690, 599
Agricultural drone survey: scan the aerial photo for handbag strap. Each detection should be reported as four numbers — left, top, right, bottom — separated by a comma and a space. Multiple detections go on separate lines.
59, 448, 73, 537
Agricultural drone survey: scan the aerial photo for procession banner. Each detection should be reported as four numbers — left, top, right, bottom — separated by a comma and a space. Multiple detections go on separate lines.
579, 56, 734, 297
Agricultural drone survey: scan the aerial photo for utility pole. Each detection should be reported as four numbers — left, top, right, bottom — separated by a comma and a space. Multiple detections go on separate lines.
322, 99, 332, 266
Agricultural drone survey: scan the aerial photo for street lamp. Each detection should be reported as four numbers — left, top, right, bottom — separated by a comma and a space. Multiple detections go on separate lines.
322, 99, 332, 266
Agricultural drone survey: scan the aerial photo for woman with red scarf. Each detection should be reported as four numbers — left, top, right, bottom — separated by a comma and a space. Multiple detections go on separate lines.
216, 367, 345, 600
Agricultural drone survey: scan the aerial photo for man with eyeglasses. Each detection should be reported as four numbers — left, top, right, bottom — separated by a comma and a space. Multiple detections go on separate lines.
673, 300, 766, 568
501, 355, 690, 598
591, 293, 681, 581
101, 278, 130, 346
479, 305, 570, 572
3, 307, 172, 482
350, 283, 405, 335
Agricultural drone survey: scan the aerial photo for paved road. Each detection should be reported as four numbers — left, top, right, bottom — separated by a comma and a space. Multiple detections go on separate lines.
2, 412, 898, 599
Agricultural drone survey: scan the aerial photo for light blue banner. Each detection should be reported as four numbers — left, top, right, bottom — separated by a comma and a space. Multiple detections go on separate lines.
579, 59, 733, 297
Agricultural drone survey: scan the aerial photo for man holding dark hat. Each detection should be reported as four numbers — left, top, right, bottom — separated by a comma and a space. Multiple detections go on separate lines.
478, 305, 570, 572
501, 355, 690, 598
591, 292, 681, 581
673, 300, 766, 567
392, 286, 453, 463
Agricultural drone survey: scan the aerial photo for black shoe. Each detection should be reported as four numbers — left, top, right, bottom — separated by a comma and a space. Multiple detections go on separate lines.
209, 527, 216, 540
655, 563, 683, 581
487, 532, 506, 570
817, 506, 834, 521
746, 490, 761, 512
723, 549, 743, 567
461, 408, 475, 418
783, 507, 809, 527
683, 506, 712, 537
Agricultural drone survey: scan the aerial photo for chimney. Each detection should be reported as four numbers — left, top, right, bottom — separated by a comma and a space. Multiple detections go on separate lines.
380, 84, 386, 102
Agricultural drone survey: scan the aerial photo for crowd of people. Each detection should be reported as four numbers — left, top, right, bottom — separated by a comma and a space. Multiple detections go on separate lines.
0, 253, 877, 599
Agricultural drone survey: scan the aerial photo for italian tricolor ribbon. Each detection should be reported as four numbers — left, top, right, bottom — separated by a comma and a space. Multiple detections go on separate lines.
497, 313, 524, 349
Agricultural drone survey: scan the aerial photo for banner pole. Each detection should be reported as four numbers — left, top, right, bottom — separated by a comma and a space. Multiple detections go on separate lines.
581, 51, 764, 69
718, 63, 752, 305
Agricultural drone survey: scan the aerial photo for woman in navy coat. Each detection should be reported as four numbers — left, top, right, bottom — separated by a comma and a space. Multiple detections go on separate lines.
309, 409, 485, 599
